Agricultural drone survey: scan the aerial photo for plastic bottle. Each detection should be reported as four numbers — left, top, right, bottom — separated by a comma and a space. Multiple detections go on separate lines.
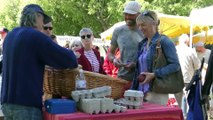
75, 69, 87, 90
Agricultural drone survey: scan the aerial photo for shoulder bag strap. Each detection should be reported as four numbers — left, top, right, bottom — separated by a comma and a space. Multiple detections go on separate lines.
153, 35, 162, 66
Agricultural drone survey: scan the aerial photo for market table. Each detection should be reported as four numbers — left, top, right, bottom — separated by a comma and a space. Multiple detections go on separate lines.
44, 102, 183, 120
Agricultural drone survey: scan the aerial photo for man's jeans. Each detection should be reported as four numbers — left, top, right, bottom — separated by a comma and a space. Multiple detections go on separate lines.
2, 104, 42, 120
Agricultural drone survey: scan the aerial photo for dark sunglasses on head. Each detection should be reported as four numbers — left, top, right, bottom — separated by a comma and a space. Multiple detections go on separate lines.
81, 34, 91, 39
43, 26, 53, 30
142, 11, 155, 21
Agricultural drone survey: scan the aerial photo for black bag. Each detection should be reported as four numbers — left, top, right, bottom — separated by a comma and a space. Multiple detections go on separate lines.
151, 37, 184, 94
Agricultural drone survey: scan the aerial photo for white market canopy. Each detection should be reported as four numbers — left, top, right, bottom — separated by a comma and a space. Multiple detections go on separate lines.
100, 13, 207, 41
189, 5, 213, 46
190, 5, 213, 26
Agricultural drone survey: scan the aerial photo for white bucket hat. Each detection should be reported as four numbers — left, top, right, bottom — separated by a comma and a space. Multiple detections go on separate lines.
123, 1, 141, 14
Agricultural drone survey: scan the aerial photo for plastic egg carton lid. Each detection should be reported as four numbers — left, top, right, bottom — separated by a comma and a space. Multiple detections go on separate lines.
124, 90, 144, 97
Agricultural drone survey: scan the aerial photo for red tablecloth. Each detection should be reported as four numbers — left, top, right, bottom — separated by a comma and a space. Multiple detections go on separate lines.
44, 102, 183, 120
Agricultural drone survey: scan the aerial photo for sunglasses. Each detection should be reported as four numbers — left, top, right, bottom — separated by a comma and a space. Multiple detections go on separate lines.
43, 26, 53, 30
81, 34, 92, 39
142, 11, 155, 21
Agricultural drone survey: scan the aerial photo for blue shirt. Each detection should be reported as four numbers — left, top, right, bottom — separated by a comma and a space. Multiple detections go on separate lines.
1, 27, 78, 109
138, 44, 149, 93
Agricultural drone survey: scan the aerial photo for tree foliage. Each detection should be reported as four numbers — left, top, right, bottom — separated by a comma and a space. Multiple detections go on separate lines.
0, 0, 212, 37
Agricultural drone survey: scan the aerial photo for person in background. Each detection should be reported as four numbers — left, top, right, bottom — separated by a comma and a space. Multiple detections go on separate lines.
42, 21, 53, 36
103, 48, 119, 78
194, 41, 211, 84
108, 1, 143, 83
42, 21, 58, 44
0, 28, 9, 70
1, 4, 78, 120
70, 39, 83, 51
176, 34, 200, 118
77, 28, 104, 74
0, 28, 9, 112
194, 41, 211, 64
131, 11, 181, 106
64, 41, 70, 49
0, 28, 9, 40
0, 28, 9, 55
70, 39, 83, 58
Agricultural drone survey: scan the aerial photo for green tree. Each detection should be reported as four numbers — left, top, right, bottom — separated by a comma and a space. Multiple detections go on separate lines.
37, 0, 125, 37
0, 0, 20, 29
0, 0, 212, 37
0, 0, 39, 30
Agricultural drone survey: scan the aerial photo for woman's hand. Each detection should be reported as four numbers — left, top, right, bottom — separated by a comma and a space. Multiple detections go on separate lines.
137, 74, 146, 82
140, 72, 155, 84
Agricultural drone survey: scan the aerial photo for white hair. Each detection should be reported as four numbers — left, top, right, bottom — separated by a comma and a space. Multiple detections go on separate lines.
178, 34, 189, 44
194, 41, 204, 47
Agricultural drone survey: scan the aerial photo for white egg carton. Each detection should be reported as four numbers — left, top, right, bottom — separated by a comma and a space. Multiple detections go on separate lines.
92, 86, 111, 98
114, 98, 126, 106
80, 98, 127, 114
117, 99, 142, 109
125, 96, 143, 102
123, 90, 144, 109
100, 98, 114, 113
124, 90, 144, 99
71, 86, 111, 102
71, 90, 93, 102
113, 105, 127, 113
126, 105, 142, 109
125, 99, 143, 106
81, 98, 101, 114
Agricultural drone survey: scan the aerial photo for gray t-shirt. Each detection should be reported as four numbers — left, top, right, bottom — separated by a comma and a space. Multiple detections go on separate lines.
111, 25, 143, 81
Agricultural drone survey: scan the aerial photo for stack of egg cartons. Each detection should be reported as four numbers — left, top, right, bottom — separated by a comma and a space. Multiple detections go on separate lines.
123, 90, 144, 109
71, 86, 111, 102
92, 86, 112, 98
71, 90, 93, 102
81, 98, 113, 114
71, 86, 127, 114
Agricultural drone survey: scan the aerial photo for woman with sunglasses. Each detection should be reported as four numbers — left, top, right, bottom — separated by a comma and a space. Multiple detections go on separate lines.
76, 28, 104, 74
131, 11, 181, 106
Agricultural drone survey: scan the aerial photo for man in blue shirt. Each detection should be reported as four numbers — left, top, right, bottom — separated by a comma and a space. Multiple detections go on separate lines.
1, 4, 78, 120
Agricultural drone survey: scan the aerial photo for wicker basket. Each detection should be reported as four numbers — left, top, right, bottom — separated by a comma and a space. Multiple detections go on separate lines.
43, 67, 129, 99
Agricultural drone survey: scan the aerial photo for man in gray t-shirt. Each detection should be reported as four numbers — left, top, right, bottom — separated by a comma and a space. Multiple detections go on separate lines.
108, 1, 143, 81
